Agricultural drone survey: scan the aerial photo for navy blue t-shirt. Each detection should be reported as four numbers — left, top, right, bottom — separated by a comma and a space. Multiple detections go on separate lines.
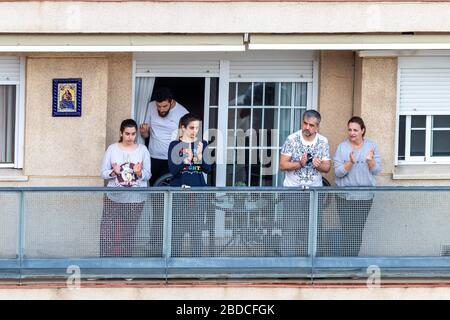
168, 139, 211, 187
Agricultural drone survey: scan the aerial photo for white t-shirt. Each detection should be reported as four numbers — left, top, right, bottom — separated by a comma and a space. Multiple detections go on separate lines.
281, 130, 330, 187
100, 143, 151, 203
144, 101, 189, 160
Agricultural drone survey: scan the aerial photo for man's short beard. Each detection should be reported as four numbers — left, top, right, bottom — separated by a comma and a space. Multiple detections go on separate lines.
158, 109, 170, 118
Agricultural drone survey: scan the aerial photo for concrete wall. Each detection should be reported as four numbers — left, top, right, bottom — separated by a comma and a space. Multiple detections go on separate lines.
2, 2, 450, 33
318, 51, 355, 185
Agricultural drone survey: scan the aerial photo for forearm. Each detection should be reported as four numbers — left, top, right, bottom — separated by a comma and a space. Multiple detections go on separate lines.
280, 161, 302, 171
316, 161, 331, 173
367, 159, 376, 169
344, 161, 354, 172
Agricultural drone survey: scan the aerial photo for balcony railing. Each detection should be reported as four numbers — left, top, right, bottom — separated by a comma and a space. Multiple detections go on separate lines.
0, 186, 450, 280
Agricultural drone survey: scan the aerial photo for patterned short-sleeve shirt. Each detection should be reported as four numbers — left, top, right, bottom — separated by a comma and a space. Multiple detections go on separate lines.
281, 130, 330, 187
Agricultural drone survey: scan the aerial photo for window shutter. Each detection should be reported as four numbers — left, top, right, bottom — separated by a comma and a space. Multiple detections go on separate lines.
399, 57, 450, 115
230, 59, 313, 81
135, 59, 220, 77
0, 57, 20, 82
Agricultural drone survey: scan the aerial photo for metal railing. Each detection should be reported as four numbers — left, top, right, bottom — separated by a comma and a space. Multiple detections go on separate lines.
1, 186, 450, 280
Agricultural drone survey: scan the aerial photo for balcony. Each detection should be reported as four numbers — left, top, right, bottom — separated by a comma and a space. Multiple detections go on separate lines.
0, 186, 449, 281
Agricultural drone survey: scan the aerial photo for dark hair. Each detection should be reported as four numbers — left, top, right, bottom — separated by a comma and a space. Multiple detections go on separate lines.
119, 119, 138, 142
153, 87, 174, 103
303, 110, 322, 124
178, 113, 200, 138
348, 116, 366, 137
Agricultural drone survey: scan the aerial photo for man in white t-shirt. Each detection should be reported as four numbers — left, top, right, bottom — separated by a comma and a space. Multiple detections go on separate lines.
278, 110, 330, 256
139, 87, 189, 186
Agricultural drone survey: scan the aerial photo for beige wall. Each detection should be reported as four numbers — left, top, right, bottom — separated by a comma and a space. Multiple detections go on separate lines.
106, 53, 133, 148
0, 53, 133, 187
24, 56, 108, 185
2, 2, 450, 33
318, 51, 355, 185
358, 57, 397, 185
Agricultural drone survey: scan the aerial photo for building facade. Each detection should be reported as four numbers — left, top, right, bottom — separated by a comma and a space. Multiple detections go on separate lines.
2, 0, 450, 187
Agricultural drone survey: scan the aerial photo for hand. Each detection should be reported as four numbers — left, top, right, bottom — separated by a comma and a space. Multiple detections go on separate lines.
366, 149, 374, 161
196, 142, 203, 161
112, 162, 121, 175
184, 146, 194, 164
134, 162, 142, 177
350, 151, 356, 164
300, 153, 307, 167
312, 157, 322, 169
139, 123, 150, 138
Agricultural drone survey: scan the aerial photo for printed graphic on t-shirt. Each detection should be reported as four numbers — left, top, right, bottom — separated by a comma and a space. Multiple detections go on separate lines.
281, 133, 330, 185
116, 162, 138, 187
179, 144, 203, 174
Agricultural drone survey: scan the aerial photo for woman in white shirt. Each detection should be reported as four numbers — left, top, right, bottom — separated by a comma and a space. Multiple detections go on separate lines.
100, 119, 151, 257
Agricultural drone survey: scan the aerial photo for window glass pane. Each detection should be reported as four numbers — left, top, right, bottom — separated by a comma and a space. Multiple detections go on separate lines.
209, 77, 219, 106
433, 115, 450, 128
207, 108, 218, 145
227, 109, 235, 147
252, 109, 262, 147
250, 155, 261, 187
294, 109, 304, 132
263, 109, 278, 148
410, 130, 426, 156
237, 82, 252, 106
208, 108, 218, 130
207, 148, 216, 186
280, 83, 292, 106
294, 83, 307, 107
411, 115, 426, 128
261, 149, 276, 186
228, 82, 236, 106
264, 82, 276, 106
398, 115, 406, 161
0, 85, 16, 163
279, 109, 292, 147
277, 170, 285, 187
226, 149, 234, 186
236, 108, 251, 148
253, 82, 263, 106
234, 149, 248, 186
432, 131, 450, 156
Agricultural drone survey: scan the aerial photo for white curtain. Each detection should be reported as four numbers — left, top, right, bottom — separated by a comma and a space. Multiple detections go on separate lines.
134, 77, 155, 145
0, 85, 16, 163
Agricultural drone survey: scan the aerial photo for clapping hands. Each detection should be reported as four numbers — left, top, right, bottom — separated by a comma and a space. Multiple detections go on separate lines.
366, 148, 374, 161
134, 161, 143, 177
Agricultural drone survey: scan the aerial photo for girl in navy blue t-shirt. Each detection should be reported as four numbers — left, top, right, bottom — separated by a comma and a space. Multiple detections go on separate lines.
168, 113, 214, 256
168, 113, 211, 187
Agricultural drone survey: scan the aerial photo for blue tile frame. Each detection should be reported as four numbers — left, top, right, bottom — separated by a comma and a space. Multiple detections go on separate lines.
52, 78, 82, 117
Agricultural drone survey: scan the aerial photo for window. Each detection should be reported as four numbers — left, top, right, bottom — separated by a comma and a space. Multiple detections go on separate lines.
0, 57, 24, 168
226, 81, 308, 186
397, 57, 450, 164
0, 85, 16, 164
398, 115, 450, 162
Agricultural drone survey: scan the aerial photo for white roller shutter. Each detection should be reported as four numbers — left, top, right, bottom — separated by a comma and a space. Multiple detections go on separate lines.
135, 58, 220, 77
230, 59, 313, 81
0, 56, 20, 82
399, 57, 450, 115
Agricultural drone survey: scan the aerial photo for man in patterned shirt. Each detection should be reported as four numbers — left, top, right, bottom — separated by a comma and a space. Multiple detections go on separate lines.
278, 110, 330, 256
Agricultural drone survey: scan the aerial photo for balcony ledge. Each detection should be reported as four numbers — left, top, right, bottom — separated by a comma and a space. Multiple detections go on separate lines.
393, 164, 450, 180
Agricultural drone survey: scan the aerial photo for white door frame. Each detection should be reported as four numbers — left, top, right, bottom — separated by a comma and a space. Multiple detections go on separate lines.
132, 51, 319, 186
